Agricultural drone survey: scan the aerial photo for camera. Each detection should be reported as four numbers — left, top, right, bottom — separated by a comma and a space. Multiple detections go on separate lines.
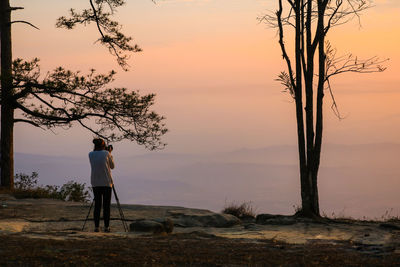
106, 144, 113, 152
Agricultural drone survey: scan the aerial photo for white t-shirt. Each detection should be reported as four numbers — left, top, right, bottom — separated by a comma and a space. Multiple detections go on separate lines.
89, 150, 115, 187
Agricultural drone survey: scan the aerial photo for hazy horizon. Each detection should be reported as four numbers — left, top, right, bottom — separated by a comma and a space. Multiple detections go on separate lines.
14, 142, 400, 220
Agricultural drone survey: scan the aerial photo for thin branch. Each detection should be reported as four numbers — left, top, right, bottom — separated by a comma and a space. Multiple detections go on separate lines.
14, 119, 44, 128
89, 0, 105, 38
326, 79, 345, 120
277, 0, 297, 92
325, 0, 343, 35
10, 21, 40, 30
9, 7, 24, 11
77, 120, 110, 141
30, 92, 117, 123
14, 101, 71, 122
326, 55, 388, 79
31, 92, 74, 120
346, 0, 365, 25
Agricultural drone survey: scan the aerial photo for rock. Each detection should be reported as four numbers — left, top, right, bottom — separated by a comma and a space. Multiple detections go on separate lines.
130, 220, 163, 233
240, 215, 256, 223
129, 218, 174, 234
244, 223, 258, 230
256, 214, 297, 225
379, 223, 400, 230
154, 218, 174, 233
0, 194, 16, 201
168, 210, 240, 228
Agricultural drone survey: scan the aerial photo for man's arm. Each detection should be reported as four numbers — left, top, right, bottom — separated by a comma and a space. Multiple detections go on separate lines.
108, 152, 115, 169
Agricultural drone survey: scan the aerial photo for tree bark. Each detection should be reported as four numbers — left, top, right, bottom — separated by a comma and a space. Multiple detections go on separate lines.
311, 0, 329, 217
296, 0, 324, 218
1, 0, 15, 189
292, 0, 313, 218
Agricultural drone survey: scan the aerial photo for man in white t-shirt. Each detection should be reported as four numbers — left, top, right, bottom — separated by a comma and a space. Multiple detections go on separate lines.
89, 138, 115, 232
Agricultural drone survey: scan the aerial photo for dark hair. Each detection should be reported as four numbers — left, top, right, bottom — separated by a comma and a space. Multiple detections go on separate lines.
93, 138, 105, 151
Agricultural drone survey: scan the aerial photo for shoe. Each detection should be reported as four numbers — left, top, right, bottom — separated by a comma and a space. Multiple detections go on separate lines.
94, 227, 100, 232
104, 227, 111, 233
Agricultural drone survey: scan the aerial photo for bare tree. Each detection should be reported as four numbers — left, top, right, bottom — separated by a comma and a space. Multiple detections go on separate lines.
1, 0, 166, 189
259, 0, 387, 217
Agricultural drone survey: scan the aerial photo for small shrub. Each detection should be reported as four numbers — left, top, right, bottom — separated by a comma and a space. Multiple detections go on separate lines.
43, 185, 63, 200
14, 172, 38, 190
59, 181, 91, 202
292, 204, 301, 214
379, 208, 400, 222
222, 201, 256, 219
321, 208, 355, 221
12, 172, 90, 202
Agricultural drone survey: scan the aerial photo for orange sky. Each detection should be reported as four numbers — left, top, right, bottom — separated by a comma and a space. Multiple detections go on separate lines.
11, 0, 400, 156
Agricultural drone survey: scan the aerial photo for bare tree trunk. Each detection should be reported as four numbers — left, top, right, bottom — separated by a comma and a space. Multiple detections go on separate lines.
311, 0, 329, 217
301, 0, 316, 217
0, 0, 15, 189
293, 0, 312, 216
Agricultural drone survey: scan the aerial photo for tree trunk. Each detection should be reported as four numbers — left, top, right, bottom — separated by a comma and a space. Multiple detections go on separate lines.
0, 0, 15, 189
296, 0, 324, 218
309, 0, 328, 218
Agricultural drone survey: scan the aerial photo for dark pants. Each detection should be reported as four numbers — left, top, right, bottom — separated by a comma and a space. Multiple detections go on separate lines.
93, 186, 112, 228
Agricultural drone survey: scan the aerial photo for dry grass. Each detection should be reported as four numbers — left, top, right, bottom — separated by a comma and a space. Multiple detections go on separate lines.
222, 201, 256, 219
322, 208, 400, 223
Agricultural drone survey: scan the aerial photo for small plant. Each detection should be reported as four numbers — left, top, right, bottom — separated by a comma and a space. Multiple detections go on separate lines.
373, 208, 400, 222
292, 204, 301, 214
222, 201, 256, 219
14, 172, 39, 190
320, 208, 356, 222
13, 172, 90, 202
59, 181, 91, 202
43, 185, 63, 199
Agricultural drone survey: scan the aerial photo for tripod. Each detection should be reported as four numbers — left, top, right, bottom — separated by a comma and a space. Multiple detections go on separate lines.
112, 183, 129, 232
82, 184, 128, 232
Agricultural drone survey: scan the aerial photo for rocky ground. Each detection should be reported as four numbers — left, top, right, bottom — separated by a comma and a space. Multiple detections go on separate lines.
0, 194, 400, 266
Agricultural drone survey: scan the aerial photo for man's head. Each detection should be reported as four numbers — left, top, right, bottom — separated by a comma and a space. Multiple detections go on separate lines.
93, 138, 106, 151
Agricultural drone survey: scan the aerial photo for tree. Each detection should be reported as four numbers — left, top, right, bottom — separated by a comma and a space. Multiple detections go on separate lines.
259, 0, 387, 217
1, 0, 167, 189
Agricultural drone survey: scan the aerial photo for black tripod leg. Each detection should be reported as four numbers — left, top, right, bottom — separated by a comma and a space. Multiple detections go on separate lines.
82, 200, 94, 231
117, 202, 128, 232
112, 185, 128, 232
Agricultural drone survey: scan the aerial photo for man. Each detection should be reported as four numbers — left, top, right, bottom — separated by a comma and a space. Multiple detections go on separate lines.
89, 138, 114, 232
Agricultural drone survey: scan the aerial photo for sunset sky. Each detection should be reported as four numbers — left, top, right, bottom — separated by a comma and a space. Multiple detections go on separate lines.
11, 0, 400, 156
9, 0, 400, 216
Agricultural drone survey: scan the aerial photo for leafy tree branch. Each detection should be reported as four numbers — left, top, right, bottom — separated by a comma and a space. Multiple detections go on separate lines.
56, 0, 145, 70
12, 58, 167, 150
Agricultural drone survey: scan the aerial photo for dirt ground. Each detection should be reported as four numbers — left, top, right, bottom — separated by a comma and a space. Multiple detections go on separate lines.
1, 231, 400, 266
1, 196, 400, 266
